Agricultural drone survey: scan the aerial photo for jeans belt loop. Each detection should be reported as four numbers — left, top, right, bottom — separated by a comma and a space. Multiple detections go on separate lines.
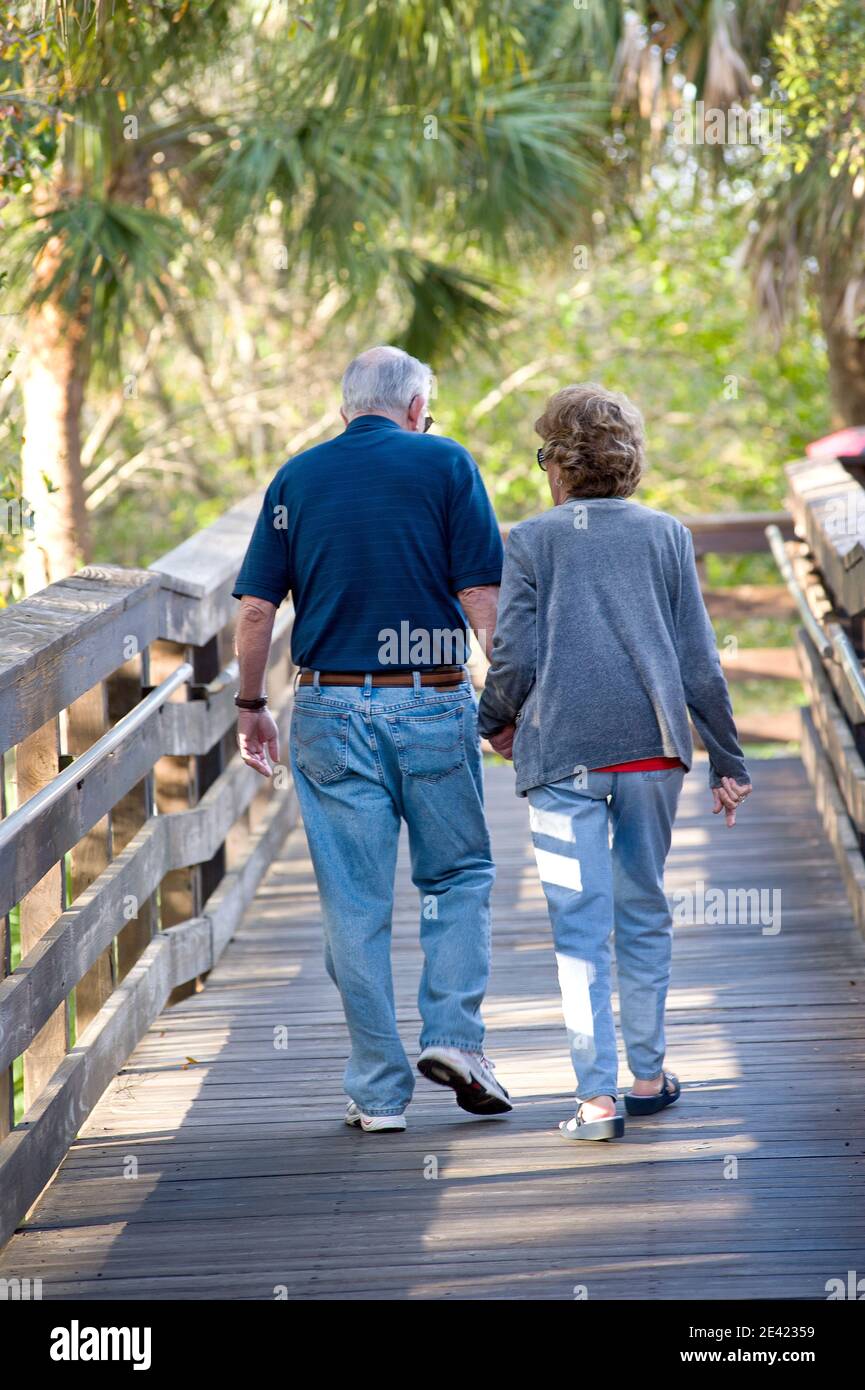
313, 670, 321, 695
363, 673, 373, 702
412, 670, 421, 698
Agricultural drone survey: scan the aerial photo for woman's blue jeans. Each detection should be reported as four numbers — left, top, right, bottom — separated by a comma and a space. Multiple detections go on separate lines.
289, 676, 494, 1116
527, 768, 684, 1101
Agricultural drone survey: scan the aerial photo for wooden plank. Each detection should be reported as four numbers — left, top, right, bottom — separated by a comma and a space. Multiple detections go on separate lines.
720, 710, 800, 744
151, 640, 196, 959
797, 629, 865, 831
2, 758, 863, 1300
0, 821, 166, 1073
191, 635, 227, 923
703, 585, 795, 621
719, 646, 800, 680
0, 567, 161, 756
800, 707, 865, 939
151, 491, 269, 646
0, 752, 11, 1140
786, 457, 865, 617
499, 512, 794, 556
784, 541, 865, 730
150, 492, 264, 601
16, 718, 68, 1109
0, 686, 294, 1071
0, 685, 176, 918
67, 682, 114, 1033
0, 740, 297, 1250
159, 612, 293, 757
108, 653, 158, 981
0, 934, 176, 1253
684, 510, 793, 556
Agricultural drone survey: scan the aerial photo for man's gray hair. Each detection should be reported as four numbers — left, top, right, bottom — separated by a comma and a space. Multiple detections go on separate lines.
342, 345, 433, 417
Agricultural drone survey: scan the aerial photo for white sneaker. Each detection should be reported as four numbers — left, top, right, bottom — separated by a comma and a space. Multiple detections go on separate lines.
417, 1046, 513, 1115
344, 1101, 406, 1133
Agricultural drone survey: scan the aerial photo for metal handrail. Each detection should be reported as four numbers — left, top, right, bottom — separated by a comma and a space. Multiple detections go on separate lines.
765, 525, 832, 658
766, 523, 865, 719
826, 621, 865, 719
0, 660, 193, 852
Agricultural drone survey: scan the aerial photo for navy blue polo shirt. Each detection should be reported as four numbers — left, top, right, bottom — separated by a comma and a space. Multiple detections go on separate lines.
232, 415, 504, 671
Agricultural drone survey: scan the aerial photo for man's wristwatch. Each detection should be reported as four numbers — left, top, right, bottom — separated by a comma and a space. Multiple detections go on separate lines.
235, 695, 268, 711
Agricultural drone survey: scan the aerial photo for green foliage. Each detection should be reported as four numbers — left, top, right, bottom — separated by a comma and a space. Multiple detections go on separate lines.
746, 0, 865, 337
0, 2, 233, 195
21, 197, 187, 370
771, 0, 865, 186
439, 172, 829, 524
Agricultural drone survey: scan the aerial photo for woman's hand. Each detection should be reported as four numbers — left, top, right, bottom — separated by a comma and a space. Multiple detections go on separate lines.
488, 723, 516, 760
237, 707, 280, 777
712, 776, 752, 828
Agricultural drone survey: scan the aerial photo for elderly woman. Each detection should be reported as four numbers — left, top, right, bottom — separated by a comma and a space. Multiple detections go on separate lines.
478, 384, 751, 1141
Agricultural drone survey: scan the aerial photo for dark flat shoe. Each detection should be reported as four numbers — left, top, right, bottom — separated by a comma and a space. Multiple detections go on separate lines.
559, 1098, 625, 1142
625, 1071, 680, 1116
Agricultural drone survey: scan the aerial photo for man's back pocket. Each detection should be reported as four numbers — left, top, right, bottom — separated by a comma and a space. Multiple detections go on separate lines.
385, 706, 465, 781
291, 706, 350, 784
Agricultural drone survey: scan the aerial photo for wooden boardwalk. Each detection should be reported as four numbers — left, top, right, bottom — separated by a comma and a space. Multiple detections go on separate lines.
2, 757, 864, 1301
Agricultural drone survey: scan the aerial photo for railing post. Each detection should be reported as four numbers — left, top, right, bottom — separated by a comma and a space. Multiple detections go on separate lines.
17, 717, 69, 1109
108, 649, 159, 981
0, 753, 11, 1140
192, 635, 226, 908
150, 638, 198, 1002
67, 682, 114, 1033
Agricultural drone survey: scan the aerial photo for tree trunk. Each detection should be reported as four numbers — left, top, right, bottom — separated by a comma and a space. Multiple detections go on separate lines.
20, 196, 91, 595
818, 266, 865, 429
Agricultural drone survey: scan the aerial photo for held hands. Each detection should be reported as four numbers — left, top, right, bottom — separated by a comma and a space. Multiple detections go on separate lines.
237, 707, 280, 778
712, 776, 752, 828
488, 722, 516, 761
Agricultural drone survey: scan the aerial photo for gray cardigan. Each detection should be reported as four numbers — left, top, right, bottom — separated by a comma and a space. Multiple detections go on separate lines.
477, 498, 749, 795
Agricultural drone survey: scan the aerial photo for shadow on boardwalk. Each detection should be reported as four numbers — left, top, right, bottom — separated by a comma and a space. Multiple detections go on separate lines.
1, 759, 864, 1300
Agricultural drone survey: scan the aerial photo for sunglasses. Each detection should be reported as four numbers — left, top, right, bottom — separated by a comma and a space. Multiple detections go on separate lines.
423, 413, 435, 433
537, 445, 548, 471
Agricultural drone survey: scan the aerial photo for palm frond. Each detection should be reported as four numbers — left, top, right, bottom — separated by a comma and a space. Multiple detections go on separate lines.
21, 196, 188, 367
391, 251, 506, 361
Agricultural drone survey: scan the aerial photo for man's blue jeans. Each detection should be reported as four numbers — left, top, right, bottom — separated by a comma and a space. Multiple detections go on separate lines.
527, 768, 684, 1101
289, 675, 494, 1116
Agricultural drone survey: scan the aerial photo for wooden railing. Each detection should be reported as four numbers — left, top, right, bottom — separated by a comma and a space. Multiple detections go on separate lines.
773, 458, 865, 937
0, 489, 297, 1250
0, 491, 799, 1251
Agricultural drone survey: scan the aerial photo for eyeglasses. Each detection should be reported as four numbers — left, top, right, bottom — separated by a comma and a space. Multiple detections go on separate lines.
423, 413, 435, 434
537, 446, 548, 471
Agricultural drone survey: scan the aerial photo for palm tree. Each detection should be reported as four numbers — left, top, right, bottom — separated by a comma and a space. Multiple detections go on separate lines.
3, 0, 609, 592
3, 0, 233, 591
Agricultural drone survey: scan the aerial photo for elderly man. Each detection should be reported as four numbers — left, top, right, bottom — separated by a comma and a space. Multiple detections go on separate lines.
232, 346, 511, 1131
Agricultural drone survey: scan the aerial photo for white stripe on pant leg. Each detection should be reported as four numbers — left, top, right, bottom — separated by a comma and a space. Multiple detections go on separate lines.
556, 952, 595, 1043
529, 805, 577, 842
533, 846, 582, 892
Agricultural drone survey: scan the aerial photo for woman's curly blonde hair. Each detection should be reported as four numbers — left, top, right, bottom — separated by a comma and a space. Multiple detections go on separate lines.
535, 383, 645, 499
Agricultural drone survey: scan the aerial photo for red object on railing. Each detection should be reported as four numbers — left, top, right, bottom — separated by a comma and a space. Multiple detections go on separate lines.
806, 427, 865, 461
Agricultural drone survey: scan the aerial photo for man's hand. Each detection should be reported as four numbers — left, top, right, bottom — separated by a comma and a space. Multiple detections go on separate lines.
488, 722, 516, 761
712, 776, 752, 828
238, 707, 280, 777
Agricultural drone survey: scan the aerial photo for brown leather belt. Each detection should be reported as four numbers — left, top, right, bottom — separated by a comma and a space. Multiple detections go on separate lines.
298, 667, 466, 689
